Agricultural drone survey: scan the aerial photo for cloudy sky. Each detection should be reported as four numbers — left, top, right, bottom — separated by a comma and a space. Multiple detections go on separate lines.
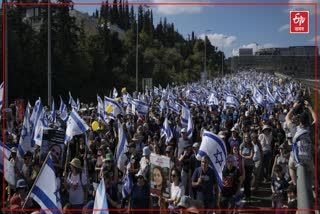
74, 0, 319, 57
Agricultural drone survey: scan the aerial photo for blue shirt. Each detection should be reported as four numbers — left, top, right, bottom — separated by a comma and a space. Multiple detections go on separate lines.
192, 166, 216, 198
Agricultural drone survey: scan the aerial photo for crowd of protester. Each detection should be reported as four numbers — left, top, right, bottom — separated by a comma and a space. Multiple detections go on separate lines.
0, 71, 316, 214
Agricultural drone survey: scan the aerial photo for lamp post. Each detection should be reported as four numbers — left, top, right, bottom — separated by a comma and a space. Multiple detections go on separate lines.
48, 0, 52, 107
135, 13, 138, 92
4, 0, 8, 107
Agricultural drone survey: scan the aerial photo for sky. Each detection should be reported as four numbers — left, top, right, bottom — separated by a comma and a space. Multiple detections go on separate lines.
72, 0, 320, 58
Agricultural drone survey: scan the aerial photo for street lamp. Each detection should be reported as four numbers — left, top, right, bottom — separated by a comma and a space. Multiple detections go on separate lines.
3, 0, 8, 108
135, 13, 138, 92
48, 0, 52, 108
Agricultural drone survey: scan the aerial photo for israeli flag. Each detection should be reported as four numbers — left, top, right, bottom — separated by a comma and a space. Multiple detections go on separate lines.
97, 95, 105, 121
0, 82, 3, 112
65, 110, 90, 142
225, 95, 240, 108
208, 93, 219, 106
122, 167, 133, 198
196, 130, 227, 190
76, 98, 81, 111
181, 102, 190, 128
68, 92, 78, 111
29, 154, 62, 214
168, 99, 180, 114
266, 87, 276, 104
33, 110, 48, 146
187, 93, 200, 106
18, 105, 32, 157
30, 98, 43, 128
0, 142, 11, 173
104, 96, 124, 119
93, 178, 109, 214
187, 113, 193, 140
30, 98, 44, 147
116, 121, 128, 172
252, 86, 264, 107
161, 117, 173, 145
159, 99, 167, 113
122, 93, 132, 107
132, 99, 149, 117
48, 99, 56, 124
59, 96, 68, 121
113, 87, 118, 98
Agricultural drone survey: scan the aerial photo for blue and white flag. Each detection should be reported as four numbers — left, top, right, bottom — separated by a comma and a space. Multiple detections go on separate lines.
122, 167, 133, 198
159, 99, 167, 114
93, 178, 109, 214
225, 95, 240, 108
97, 95, 105, 122
187, 113, 193, 140
0, 142, 11, 173
181, 102, 190, 128
65, 110, 90, 142
196, 130, 227, 190
18, 105, 32, 157
187, 93, 200, 106
123, 93, 132, 107
266, 87, 276, 104
161, 117, 173, 145
116, 121, 128, 172
132, 99, 149, 117
113, 87, 118, 98
59, 96, 68, 122
76, 98, 81, 111
0, 82, 3, 112
29, 154, 62, 214
48, 99, 56, 124
33, 110, 48, 147
68, 92, 78, 111
30, 98, 43, 128
168, 99, 180, 114
252, 86, 264, 107
30, 98, 44, 147
208, 93, 219, 106
104, 96, 124, 120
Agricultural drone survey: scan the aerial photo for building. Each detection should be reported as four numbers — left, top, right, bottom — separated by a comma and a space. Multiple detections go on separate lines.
239, 48, 253, 56
229, 46, 319, 78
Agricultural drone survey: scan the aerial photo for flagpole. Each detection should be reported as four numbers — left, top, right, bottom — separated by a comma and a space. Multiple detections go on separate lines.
63, 141, 71, 177
22, 152, 52, 209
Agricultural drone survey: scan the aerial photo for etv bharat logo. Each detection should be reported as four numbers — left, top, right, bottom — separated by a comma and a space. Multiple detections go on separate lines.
290, 11, 309, 33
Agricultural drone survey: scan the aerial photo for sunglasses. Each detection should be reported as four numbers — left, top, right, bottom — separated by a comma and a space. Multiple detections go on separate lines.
171, 174, 177, 177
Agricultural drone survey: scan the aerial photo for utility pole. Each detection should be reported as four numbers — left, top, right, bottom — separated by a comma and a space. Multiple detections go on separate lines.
4, 0, 8, 107
135, 14, 138, 92
48, 0, 52, 108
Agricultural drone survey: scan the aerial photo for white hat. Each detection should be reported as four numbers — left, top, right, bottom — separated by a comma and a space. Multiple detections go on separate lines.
245, 111, 249, 117
192, 143, 200, 148
135, 171, 146, 180
142, 146, 151, 156
181, 128, 187, 133
262, 125, 271, 131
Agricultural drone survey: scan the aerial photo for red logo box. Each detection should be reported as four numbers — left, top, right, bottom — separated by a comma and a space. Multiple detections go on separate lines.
290, 11, 309, 33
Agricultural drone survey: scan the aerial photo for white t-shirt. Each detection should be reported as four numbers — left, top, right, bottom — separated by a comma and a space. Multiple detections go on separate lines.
67, 172, 88, 205
259, 133, 272, 153
169, 182, 185, 206
253, 143, 261, 162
